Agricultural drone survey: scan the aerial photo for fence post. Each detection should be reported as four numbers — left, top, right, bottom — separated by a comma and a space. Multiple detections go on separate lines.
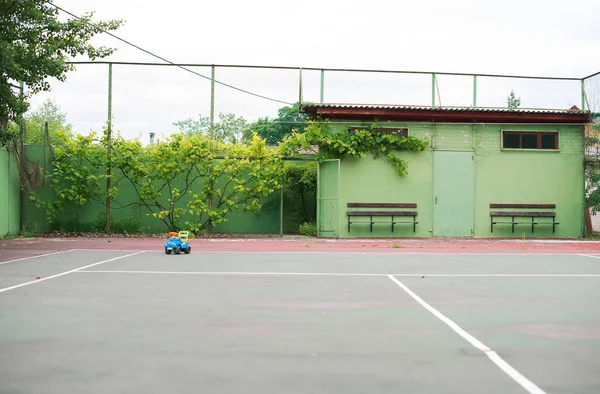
299, 68, 303, 106
19, 81, 24, 234
473, 75, 477, 108
320, 70, 325, 103
208, 65, 216, 233
581, 79, 586, 111
431, 73, 436, 107
280, 187, 284, 236
210, 65, 215, 138
106, 63, 112, 233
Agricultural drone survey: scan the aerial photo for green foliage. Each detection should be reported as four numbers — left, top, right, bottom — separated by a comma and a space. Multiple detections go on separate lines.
282, 162, 317, 223
250, 103, 307, 145
298, 222, 317, 237
2, 232, 16, 240
30, 130, 108, 223
0, 1, 123, 125
20, 225, 38, 238
112, 132, 283, 233
586, 164, 600, 214
585, 123, 600, 214
22, 99, 74, 144
507, 90, 521, 109
174, 112, 251, 144
279, 121, 428, 175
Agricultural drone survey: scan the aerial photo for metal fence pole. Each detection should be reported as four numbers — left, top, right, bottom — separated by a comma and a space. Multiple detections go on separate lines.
299, 68, 303, 105
106, 63, 113, 233
431, 73, 436, 107
210, 65, 215, 137
280, 187, 284, 236
320, 70, 325, 103
208, 65, 216, 233
19, 81, 24, 234
473, 75, 478, 108
581, 79, 586, 111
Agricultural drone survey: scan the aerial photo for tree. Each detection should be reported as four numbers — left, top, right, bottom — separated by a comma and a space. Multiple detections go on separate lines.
23, 99, 73, 144
282, 162, 317, 223
249, 103, 307, 145
507, 90, 521, 109
0, 1, 123, 128
30, 131, 109, 223
174, 113, 251, 144
111, 133, 283, 232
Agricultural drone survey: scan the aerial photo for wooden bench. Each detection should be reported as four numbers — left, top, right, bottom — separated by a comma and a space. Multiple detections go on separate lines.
347, 203, 418, 233
490, 204, 559, 233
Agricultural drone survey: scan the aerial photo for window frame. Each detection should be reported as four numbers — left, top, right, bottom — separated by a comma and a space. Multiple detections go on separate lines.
501, 130, 560, 151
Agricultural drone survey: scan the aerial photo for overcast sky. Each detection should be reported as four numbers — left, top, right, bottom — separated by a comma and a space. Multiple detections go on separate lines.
32, 0, 600, 140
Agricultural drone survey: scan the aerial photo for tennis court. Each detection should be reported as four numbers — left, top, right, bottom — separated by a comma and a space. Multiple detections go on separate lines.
1, 240, 599, 394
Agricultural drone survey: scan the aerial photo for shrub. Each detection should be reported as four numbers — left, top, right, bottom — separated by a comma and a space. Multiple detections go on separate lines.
298, 222, 317, 237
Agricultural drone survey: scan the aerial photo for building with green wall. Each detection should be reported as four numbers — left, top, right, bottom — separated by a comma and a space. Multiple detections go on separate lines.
305, 104, 589, 238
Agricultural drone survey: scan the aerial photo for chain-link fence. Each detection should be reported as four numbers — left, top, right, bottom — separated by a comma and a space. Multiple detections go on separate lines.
584, 71, 600, 115
26, 62, 592, 142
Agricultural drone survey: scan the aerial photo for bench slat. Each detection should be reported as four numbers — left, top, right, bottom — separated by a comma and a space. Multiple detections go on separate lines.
490, 211, 556, 217
347, 211, 418, 216
490, 203, 556, 209
348, 203, 417, 208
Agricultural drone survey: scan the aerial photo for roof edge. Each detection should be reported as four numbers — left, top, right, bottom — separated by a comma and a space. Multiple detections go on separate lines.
301, 104, 591, 124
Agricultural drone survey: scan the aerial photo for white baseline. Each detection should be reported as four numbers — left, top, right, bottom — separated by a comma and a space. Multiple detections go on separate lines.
0, 251, 144, 294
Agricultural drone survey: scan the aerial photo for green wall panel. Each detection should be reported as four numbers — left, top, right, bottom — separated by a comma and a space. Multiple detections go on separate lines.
0, 148, 21, 236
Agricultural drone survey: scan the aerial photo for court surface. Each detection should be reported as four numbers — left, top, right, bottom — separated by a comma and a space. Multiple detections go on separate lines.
1, 244, 600, 394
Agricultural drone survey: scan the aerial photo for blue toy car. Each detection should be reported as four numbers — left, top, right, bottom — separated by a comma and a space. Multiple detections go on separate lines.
165, 231, 191, 255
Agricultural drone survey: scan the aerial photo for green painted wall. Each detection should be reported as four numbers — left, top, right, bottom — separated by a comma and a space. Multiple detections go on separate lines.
20, 145, 312, 235
325, 122, 585, 238
0, 148, 21, 237
473, 124, 584, 238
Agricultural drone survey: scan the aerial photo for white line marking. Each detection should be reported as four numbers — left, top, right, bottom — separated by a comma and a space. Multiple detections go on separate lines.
75, 270, 600, 278
578, 254, 600, 259
78, 270, 385, 276
386, 274, 546, 394
0, 251, 144, 294
0, 250, 74, 266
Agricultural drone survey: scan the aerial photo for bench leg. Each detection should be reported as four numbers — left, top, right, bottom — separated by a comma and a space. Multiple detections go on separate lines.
348, 217, 351, 233
413, 216, 416, 233
532, 216, 535, 233
512, 216, 515, 233
553, 217, 556, 233
491, 217, 493, 233
370, 216, 373, 233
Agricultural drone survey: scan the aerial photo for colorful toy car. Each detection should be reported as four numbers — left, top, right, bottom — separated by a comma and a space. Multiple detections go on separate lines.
165, 231, 191, 255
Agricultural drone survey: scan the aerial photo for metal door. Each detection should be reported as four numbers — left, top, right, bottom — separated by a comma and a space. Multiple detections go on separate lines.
317, 159, 339, 238
433, 151, 474, 236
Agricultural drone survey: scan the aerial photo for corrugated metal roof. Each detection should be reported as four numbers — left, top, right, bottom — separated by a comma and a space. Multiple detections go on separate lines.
301, 103, 586, 115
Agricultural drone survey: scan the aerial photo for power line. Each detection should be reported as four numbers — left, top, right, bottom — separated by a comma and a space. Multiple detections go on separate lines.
46, 2, 292, 106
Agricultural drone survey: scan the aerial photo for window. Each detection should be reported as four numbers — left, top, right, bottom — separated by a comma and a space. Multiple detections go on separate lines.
348, 127, 408, 137
502, 131, 558, 150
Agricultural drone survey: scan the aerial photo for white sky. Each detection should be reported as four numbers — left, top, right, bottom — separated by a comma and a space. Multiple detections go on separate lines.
30, 0, 600, 140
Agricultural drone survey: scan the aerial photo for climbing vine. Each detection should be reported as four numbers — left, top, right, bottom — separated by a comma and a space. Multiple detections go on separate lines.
279, 120, 429, 175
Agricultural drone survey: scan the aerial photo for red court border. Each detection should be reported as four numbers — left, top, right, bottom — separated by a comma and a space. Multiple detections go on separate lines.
1, 237, 600, 262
